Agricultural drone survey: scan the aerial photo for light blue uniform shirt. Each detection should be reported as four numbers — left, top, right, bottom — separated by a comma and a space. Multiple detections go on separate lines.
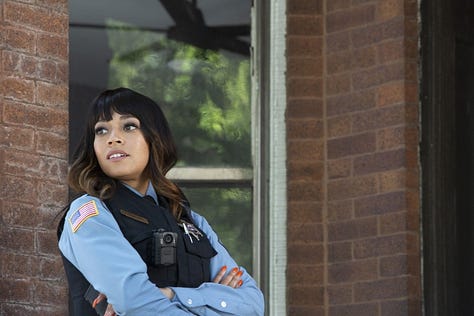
59, 184, 264, 315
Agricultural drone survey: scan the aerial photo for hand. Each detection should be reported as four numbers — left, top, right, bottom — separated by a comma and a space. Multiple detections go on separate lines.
212, 266, 243, 288
160, 287, 175, 299
93, 293, 116, 316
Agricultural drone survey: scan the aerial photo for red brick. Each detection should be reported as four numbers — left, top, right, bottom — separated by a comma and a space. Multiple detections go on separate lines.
287, 243, 324, 265
287, 36, 323, 57
0, 227, 35, 253
328, 158, 352, 179
39, 256, 65, 280
377, 81, 405, 106
0, 125, 35, 151
326, 5, 376, 33
288, 222, 324, 242
352, 105, 405, 133
353, 149, 405, 175
1, 77, 35, 103
0, 279, 31, 302
37, 230, 61, 255
327, 51, 352, 74
288, 57, 323, 77
351, 17, 405, 48
37, 33, 68, 60
288, 285, 325, 306
1, 253, 40, 277
288, 180, 323, 202
287, 98, 323, 119
352, 63, 405, 90
0, 175, 36, 203
36, 131, 68, 159
381, 299, 410, 316
376, 0, 404, 21
327, 90, 375, 116
328, 200, 354, 222
380, 254, 408, 277
288, 118, 324, 139
287, 264, 324, 285
328, 217, 378, 242
330, 303, 379, 315
354, 277, 408, 301
288, 15, 323, 36
288, 201, 323, 223
3, 27, 36, 53
328, 241, 353, 263
352, 46, 377, 69
36, 0, 68, 13
1, 201, 39, 228
353, 234, 407, 259
328, 284, 353, 305
377, 39, 405, 63
377, 127, 405, 150
38, 59, 58, 83
287, 0, 323, 15
288, 139, 324, 161
326, 73, 351, 96
288, 78, 323, 98
328, 132, 376, 159
3, 100, 68, 133
4, 2, 68, 34
36, 81, 68, 108
328, 115, 352, 138
328, 175, 378, 201
327, 0, 351, 12
379, 170, 406, 192
288, 306, 324, 316
288, 161, 324, 182
33, 280, 68, 305
355, 191, 406, 217
326, 31, 351, 53
4, 150, 67, 181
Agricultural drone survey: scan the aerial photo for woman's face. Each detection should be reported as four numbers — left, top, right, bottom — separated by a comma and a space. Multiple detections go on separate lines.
93, 111, 150, 193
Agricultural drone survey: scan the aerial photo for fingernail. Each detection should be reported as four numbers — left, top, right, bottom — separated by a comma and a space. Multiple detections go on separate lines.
92, 298, 99, 308
238, 280, 243, 287
221, 265, 227, 272
231, 267, 239, 273
237, 271, 243, 277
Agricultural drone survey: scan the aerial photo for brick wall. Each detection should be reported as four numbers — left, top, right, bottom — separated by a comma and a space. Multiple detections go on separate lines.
286, 0, 421, 315
0, 0, 69, 315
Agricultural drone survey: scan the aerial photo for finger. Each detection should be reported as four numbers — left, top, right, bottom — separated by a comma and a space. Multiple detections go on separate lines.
229, 270, 243, 288
104, 304, 116, 316
92, 293, 106, 308
212, 266, 227, 283
221, 267, 239, 286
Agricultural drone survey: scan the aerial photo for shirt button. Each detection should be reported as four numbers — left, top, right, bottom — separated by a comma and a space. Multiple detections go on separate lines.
187, 298, 193, 305
221, 301, 227, 308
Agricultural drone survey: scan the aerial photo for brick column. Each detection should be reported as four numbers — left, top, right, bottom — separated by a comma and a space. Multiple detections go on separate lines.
0, 1, 69, 314
287, 0, 422, 315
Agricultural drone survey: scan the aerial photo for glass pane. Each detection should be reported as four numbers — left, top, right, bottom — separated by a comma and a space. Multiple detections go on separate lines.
70, 0, 252, 168
181, 187, 253, 273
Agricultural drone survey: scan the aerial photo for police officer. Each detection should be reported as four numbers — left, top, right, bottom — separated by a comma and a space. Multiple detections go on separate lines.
57, 88, 264, 315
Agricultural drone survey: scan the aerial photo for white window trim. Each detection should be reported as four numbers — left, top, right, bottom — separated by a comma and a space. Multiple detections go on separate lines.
267, 1, 287, 315
252, 0, 287, 314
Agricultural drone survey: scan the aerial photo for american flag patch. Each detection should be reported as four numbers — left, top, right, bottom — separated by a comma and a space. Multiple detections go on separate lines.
69, 200, 99, 233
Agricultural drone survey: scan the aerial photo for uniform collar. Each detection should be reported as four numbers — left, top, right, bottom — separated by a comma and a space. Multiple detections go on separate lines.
120, 181, 159, 205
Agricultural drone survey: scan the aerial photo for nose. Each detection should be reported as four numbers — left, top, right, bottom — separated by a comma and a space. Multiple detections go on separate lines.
107, 130, 123, 145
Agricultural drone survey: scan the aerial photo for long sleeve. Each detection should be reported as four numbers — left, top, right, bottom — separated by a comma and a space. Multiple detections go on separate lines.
58, 195, 192, 315
170, 211, 265, 316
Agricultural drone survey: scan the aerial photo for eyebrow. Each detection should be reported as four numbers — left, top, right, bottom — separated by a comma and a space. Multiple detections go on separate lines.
96, 114, 138, 123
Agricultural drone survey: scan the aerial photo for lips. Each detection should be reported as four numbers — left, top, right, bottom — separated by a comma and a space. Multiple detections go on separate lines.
106, 150, 129, 160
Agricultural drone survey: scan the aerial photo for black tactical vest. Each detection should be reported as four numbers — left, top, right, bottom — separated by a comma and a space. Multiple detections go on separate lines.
58, 184, 217, 315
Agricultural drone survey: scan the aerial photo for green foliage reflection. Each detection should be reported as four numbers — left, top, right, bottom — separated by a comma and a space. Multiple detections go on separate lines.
106, 20, 251, 168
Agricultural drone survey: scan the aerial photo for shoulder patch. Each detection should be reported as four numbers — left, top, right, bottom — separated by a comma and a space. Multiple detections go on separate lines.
69, 200, 99, 233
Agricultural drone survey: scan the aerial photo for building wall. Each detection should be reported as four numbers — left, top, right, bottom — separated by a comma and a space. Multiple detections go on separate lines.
286, 0, 421, 315
0, 0, 423, 315
0, 0, 69, 315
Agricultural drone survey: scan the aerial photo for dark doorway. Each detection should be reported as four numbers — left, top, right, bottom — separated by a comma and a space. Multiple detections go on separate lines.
421, 0, 474, 315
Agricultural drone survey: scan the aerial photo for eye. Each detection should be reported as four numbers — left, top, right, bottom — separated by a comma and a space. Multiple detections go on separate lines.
94, 126, 108, 136
123, 121, 139, 132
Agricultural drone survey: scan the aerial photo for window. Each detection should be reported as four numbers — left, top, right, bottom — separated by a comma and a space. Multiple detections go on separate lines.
69, 0, 256, 274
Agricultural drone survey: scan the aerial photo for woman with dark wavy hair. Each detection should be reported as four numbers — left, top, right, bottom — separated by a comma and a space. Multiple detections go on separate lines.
58, 87, 264, 316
